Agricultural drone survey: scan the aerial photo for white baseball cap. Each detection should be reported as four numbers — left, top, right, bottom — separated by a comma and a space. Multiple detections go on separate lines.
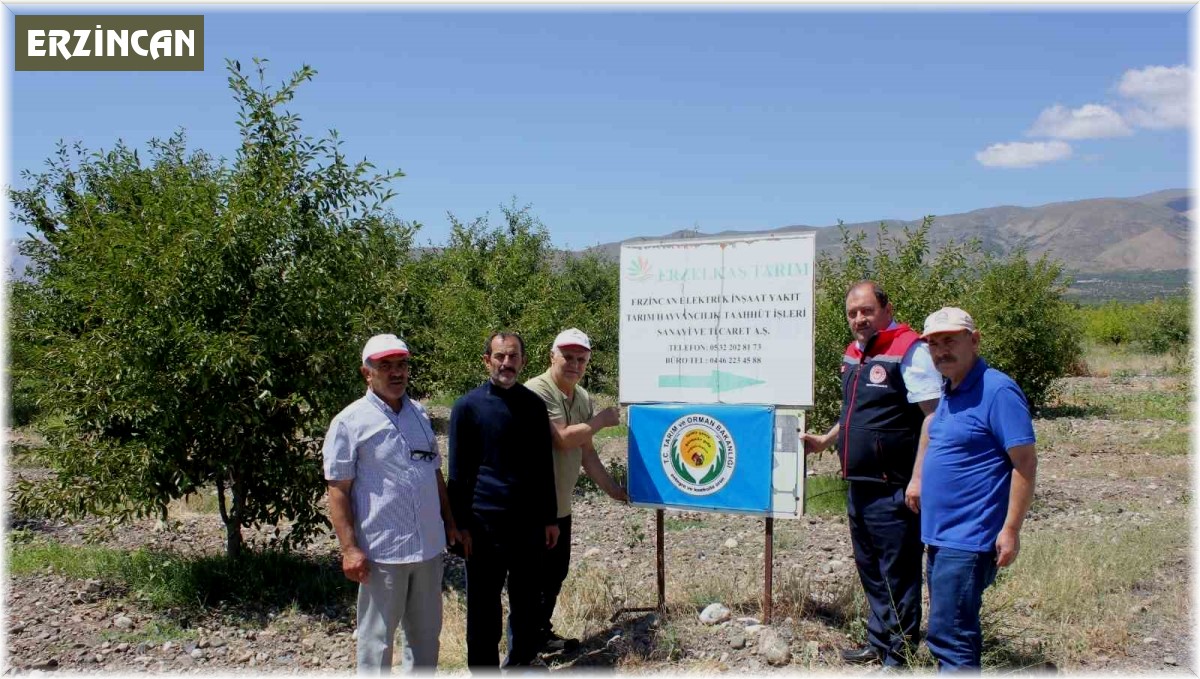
362, 334, 411, 365
552, 328, 591, 351
920, 307, 977, 339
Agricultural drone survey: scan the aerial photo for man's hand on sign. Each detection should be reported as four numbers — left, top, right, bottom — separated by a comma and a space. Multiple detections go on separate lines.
801, 432, 831, 455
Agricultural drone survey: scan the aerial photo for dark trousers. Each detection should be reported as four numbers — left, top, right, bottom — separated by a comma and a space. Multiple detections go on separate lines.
465, 515, 544, 669
538, 515, 573, 635
847, 482, 923, 667
925, 545, 998, 672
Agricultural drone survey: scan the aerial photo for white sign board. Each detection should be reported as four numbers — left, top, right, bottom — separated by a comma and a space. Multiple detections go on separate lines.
619, 232, 816, 406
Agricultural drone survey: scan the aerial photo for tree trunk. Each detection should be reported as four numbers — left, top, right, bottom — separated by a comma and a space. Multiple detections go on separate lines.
217, 474, 245, 560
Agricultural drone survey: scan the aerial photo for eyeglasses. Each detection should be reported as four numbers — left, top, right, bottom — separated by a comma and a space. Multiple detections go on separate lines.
410, 449, 436, 462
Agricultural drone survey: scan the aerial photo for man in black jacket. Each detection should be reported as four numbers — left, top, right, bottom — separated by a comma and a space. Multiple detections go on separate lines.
448, 332, 560, 670
803, 281, 941, 668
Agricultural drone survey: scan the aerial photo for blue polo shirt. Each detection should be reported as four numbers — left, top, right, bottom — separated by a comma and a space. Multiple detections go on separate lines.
921, 357, 1036, 553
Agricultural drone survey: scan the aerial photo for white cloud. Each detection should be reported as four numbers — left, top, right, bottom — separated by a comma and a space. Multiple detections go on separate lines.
975, 140, 1072, 168
1027, 103, 1132, 139
1116, 64, 1190, 130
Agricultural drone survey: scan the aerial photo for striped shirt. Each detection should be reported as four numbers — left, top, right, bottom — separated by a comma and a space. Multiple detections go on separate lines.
323, 389, 445, 564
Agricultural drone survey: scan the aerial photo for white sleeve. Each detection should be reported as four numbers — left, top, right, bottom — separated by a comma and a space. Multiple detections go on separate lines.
901, 341, 943, 404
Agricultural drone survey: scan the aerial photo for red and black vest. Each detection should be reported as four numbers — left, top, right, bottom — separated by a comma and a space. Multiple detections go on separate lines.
838, 324, 925, 485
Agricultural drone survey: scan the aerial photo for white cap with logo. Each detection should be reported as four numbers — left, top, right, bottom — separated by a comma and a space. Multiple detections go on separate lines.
552, 328, 591, 351
362, 334, 411, 365
920, 307, 977, 339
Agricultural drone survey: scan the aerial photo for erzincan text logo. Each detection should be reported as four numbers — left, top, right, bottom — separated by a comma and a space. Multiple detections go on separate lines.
16, 15, 204, 71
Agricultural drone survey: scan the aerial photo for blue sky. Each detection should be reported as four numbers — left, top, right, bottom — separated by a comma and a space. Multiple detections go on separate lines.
6, 6, 1192, 250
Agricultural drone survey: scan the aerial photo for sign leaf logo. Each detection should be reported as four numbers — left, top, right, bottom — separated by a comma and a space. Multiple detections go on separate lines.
660, 415, 736, 495
626, 256, 652, 281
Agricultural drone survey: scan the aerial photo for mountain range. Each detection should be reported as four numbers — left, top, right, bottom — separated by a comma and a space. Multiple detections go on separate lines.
586, 189, 1191, 275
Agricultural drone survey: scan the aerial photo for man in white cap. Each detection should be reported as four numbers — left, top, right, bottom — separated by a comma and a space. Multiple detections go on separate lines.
524, 328, 626, 652
323, 334, 459, 674
917, 308, 1037, 671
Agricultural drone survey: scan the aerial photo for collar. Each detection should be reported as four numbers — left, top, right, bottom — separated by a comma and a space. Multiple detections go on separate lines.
486, 379, 516, 397
943, 356, 988, 395
365, 388, 406, 416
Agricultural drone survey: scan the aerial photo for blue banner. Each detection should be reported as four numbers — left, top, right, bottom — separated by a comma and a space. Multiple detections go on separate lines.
628, 403, 774, 514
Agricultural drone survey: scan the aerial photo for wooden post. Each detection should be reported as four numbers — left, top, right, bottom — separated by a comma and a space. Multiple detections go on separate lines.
763, 516, 774, 624
656, 508, 666, 611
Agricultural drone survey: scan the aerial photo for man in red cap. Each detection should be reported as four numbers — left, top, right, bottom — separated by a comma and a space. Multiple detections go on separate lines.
525, 327, 627, 652
323, 334, 459, 673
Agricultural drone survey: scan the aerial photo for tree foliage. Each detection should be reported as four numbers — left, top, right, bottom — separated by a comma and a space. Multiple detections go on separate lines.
408, 204, 620, 397
10, 59, 416, 558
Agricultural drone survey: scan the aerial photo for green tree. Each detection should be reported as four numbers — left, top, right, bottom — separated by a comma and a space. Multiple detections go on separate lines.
1131, 296, 1189, 355
964, 252, 1079, 412
10, 60, 418, 558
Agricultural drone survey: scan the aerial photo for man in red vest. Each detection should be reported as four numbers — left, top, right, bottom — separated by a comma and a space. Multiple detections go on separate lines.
803, 280, 941, 668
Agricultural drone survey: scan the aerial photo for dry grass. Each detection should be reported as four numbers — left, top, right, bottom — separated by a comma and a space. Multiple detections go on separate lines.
984, 514, 1189, 668
1075, 342, 1184, 378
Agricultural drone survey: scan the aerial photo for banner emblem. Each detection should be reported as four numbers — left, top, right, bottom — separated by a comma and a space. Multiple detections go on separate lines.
660, 414, 737, 495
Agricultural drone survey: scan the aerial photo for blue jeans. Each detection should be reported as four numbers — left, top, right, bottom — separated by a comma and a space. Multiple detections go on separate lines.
925, 545, 998, 672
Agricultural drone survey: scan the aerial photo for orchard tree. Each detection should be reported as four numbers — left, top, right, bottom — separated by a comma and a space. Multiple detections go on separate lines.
10, 59, 418, 558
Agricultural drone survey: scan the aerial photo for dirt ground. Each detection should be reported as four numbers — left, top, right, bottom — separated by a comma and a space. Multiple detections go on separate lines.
3, 374, 1192, 674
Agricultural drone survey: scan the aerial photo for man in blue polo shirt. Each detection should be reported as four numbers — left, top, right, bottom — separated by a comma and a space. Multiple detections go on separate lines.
915, 307, 1038, 672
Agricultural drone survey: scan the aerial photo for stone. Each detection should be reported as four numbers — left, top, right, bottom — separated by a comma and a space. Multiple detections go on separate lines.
113, 615, 134, 631
1143, 637, 1159, 645
735, 617, 761, 625
699, 603, 732, 625
177, 653, 195, 666
584, 547, 602, 558
724, 538, 739, 549
162, 641, 175, 652
11, 623, 25, 634
190, 648, 206, 660
210, 638, 227, 648
197, 639, 211, 649
745, 624, 765, 635
1164, 656, 1178, 666
31, 658, 59, 670
730, 632, 747, 649
115, 643, 130, 652
758, 629, 791, 666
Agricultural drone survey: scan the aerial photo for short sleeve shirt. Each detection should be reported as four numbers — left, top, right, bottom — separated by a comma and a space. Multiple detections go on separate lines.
322, 390, 445, 563
525, 370, 594, 518
920, 358, 1036, 552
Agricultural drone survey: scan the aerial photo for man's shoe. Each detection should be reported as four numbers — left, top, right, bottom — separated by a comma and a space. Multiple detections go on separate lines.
543, 630, 581, 652
840, 645, 883, 664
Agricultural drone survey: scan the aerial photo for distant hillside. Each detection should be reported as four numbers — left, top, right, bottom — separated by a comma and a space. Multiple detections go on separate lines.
586, 189, 1191, 276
